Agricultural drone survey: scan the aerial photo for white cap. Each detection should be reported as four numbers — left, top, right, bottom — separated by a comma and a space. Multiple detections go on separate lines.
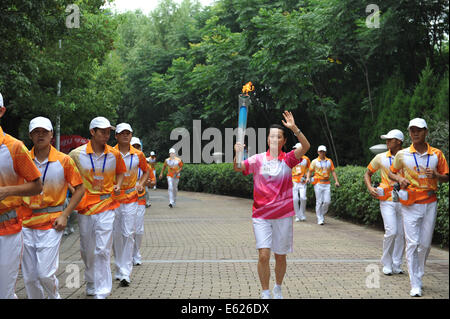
29, 116, 53, 133
293, 143, 302, 149
0, 92, 3, 107
408, 118, 427, 129
169, 148, 176, 154
116, 123, 133, 134
380, 129, 404, 141
318, 145, 327, 152
89, 117, 115, 130
130, 137, 141, 147
150, 151, 155, 156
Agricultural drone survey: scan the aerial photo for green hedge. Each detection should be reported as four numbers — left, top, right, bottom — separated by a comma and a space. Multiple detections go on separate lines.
155, 163, 449, 247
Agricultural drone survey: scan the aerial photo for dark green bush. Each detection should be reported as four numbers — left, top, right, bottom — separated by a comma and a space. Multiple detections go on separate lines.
155, 162, 449, 247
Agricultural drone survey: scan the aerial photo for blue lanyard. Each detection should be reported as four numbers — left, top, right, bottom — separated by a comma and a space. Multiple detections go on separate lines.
320, 159, 327, 170
129, 154, 133, 171
89, 154, 107, 174
42, 162, 50, 185
388, 156, 392, 166
412, 153, 430, 173
138, 167, 141, 179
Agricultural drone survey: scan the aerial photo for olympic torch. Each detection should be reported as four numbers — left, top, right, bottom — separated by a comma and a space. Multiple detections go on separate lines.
236, 82, 254, 168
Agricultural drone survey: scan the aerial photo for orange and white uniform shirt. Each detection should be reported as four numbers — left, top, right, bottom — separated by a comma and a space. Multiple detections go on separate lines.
391, 143, 448, 204
113, 145, 148, 204
137, 163, 155, 206
69, 141, 126, 215
292, 156, 310, 184
367, 150, 397, 201
309, 156, 335, 185
19, 146, 83, 230
0, 127, 41, 236
165, 157, 183, 178
148, 156, 157, 170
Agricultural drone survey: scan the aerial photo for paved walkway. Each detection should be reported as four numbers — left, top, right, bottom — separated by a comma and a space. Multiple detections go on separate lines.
15, 189, 449, 299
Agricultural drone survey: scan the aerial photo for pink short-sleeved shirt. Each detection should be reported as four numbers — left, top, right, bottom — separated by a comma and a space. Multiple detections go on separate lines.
243, 150, 300, 219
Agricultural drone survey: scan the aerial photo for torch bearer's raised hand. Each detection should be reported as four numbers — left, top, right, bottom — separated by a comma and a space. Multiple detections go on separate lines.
281, 111, 297, 132
282, 110, 311, 160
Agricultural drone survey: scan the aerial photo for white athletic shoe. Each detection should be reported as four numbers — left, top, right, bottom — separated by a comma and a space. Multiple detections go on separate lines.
382, 266, 393, 276
410, 287, 422, 297
272, 285, 283, 299
393, 267, 404, 274
295, 217, 300, 222
261, 291, 271, 299
86, 283, 95, 296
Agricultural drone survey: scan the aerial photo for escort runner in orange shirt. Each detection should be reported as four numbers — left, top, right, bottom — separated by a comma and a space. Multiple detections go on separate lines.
112, 123, 149, 288
389, 118, 449, 297
0, 92, 42, 299
130, 137, 156, 266
19, 117, 85, 299
291, 143, 310, 222
364, 129, 405, 277
306, 145, 340, 225
69, 116, 126, 299
159, 148, 183, 208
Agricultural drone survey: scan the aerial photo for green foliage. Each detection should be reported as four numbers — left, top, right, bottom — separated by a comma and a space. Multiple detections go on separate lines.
0, 0, 123, 141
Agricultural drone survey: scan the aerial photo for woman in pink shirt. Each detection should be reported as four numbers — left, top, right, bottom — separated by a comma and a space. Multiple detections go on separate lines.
234, 111, 310, 299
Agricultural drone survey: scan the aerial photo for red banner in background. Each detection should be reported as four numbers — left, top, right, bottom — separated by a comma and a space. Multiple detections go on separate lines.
52, 135, 89, 154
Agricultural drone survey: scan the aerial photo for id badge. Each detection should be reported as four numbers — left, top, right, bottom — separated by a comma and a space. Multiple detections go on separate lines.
92, 174, 104, 191
322, 169, 329, 178
30, 193, 44, 209
418, 175, 428, 188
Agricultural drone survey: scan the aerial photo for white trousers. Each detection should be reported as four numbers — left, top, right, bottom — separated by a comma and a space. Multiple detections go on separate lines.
78, 210, 115, 299
293, 182, 307, 220
133, 204, 146, 264
22, 227, 63, 299
113, 202, 137, 281
167, 176, 179, 205
401, 201, 437, 289
314, 183, 331, 223
0, 231, 22, 299
379, 201, 405, 269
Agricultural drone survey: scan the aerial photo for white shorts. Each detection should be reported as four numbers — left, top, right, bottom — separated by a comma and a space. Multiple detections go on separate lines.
252, 216, 293, 255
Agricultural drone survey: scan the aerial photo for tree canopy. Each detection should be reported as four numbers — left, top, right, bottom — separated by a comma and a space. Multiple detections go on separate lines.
1, 0, 448, 163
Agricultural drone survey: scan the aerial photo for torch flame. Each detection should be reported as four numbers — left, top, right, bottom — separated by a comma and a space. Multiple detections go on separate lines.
242, 82, 255, 94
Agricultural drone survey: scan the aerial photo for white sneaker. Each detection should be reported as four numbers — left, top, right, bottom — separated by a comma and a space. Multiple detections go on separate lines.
318, 220, 324, 225
382, 266, 393, 276
261, 291, 271, 299
393, 267, 404, 274
410, 287, 422, 297
272, 285, 283, 299
86, 283, 95, 296
133, 259, 142, 266
295, 217, 300, 222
